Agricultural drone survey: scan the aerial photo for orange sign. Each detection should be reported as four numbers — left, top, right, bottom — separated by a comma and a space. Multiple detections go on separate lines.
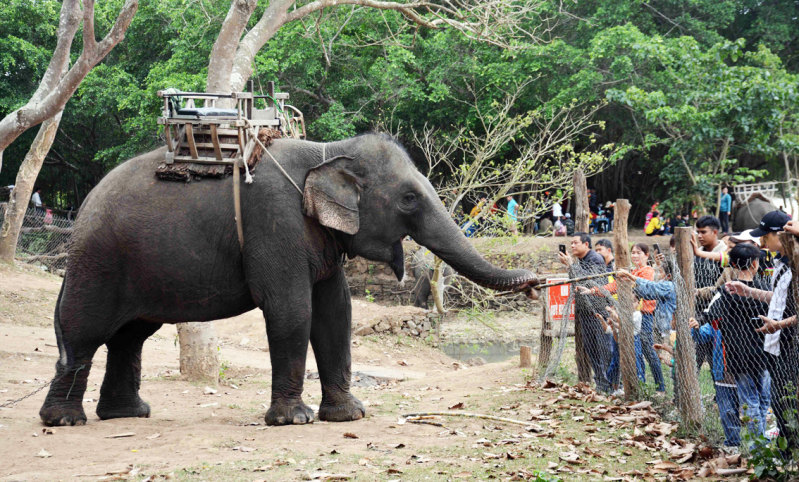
547, 278, 575, 321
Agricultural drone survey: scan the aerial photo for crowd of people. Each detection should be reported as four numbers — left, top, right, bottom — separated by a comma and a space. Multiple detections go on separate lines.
558, 210, 799, 455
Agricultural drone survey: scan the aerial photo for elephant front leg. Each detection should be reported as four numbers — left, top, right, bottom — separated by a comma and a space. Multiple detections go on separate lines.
264, 303, 315, 426
310, 271, 365, 422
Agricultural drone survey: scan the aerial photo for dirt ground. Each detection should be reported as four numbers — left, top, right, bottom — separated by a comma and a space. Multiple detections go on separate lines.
0, 253, 734, 482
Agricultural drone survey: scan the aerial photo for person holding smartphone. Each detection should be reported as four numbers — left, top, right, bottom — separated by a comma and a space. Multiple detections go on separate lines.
705, 244, 771, 446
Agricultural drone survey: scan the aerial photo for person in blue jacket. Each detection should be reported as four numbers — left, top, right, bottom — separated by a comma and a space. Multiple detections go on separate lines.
616, 262, 677, 345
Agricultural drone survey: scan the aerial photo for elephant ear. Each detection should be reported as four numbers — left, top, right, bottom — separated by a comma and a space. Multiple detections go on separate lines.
303, 160, 361, 235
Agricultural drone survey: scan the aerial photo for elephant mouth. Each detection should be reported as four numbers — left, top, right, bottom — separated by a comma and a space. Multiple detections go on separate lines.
388, 239, 405, 281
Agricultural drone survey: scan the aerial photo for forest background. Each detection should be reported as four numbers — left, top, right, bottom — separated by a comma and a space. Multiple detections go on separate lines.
1, 0, 797, 224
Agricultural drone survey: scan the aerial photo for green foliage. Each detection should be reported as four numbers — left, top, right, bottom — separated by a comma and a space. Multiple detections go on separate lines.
2, 0, 798, 217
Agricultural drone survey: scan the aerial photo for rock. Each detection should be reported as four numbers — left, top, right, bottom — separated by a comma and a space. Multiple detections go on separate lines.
354, 326, 374, 336
374, 322, 389, 333
239, 337, 250, 346
391, 326, 402, 334
422, 321, 432, 331
400, 314, 413, 322
420, 331, 429, 339
204, 386, 217, 395
388, 317, 402, 328
411, 329, 419, 336
466, 357, 487, 366
407, 320, 417, 330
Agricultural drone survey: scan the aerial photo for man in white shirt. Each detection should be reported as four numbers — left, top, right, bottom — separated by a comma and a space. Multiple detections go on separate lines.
727, 210, 797, 450
31, 186, 43, 213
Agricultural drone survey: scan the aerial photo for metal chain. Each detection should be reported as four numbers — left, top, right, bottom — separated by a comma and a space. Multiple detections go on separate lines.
0, 379, 52, 408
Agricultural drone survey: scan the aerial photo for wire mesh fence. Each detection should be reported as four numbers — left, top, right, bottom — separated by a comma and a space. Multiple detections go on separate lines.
0, 204, 74, 273
538, 233, 799, 468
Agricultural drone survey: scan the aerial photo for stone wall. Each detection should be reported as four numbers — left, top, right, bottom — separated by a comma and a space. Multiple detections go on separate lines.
352, 306, 443, 340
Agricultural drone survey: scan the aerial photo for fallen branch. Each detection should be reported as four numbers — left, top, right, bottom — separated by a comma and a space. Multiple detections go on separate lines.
407, 419, 452, 429
401, 411, 534, 427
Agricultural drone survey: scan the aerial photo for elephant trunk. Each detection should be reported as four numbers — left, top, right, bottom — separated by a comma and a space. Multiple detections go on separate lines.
414, 197, 537, 292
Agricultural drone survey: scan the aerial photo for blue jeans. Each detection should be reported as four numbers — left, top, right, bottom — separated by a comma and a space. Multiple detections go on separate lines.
635, 313, 665, 391
716, 384, 741, 446
734, 371, 771, 438
607, 334, 643, 388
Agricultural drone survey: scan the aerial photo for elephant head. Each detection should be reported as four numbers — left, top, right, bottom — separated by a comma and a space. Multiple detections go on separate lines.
302, 134, 537, 291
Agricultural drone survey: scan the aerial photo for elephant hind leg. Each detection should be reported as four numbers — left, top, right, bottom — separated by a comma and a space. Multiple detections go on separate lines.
96, 319, 162, 420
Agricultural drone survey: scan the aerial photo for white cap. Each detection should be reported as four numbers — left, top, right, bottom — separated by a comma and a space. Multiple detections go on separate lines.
730, 229, 760, 245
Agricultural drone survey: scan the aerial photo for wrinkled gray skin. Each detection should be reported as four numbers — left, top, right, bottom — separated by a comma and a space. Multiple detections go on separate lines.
39, 134, 537, 427
410, 248, 453, 309
734, 197, 776, 231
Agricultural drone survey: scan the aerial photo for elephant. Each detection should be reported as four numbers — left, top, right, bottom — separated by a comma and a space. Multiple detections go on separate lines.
410, 248, 454, 309
39, 133, 538, 427
733, 194, 776, 231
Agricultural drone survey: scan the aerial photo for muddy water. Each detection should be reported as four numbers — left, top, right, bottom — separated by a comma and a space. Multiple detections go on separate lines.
441, 339, 537, 363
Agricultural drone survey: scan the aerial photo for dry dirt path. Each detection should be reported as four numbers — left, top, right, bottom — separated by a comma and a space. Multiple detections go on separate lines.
0, 261, 735, 482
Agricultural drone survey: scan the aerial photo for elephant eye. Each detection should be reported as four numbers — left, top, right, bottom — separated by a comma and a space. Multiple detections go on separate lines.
403, 193, 417, 204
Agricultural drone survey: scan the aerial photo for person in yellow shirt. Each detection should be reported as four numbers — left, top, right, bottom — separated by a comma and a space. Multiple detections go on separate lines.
645, 211, 665, 236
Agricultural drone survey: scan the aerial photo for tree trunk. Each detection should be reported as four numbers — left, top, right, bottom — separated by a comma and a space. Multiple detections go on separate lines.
430, 256, 446, 315
0, 0, 137, 167
177, 322, 220, 387
0, 113, 63, 263
613, 199, 639, 400
674, 227, 702, 429
572, 169, 591, 383
573, 169, 590, 232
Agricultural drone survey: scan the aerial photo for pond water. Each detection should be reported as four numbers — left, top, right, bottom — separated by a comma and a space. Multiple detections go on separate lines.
440, 339, 537, 364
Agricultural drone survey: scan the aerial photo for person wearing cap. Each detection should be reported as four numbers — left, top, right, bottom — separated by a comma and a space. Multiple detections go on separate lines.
563, 212, 575, 236
726, 209, 798, 451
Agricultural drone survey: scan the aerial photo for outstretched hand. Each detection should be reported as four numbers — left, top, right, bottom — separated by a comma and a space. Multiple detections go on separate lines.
756, 315, 781, 334
615, 269, 636, 283
725, 280, 750, 297
785, 220, 799, 236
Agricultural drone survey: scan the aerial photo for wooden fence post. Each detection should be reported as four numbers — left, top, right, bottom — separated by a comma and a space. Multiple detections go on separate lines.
612, 200, 639, 399
674, 227, 702, 428
538, 288, 552, 371
520, 346, 533, 368
572, 169, 592, 383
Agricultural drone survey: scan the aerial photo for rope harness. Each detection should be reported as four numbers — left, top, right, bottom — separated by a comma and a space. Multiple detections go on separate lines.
232, 133, 347, 265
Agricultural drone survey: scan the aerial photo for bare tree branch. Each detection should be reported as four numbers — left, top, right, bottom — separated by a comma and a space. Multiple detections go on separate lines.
0, 0, 139, 166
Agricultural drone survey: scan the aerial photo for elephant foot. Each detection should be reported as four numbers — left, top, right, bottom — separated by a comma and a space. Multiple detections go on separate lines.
96, 397, 151, 420
40, 405, 87, 427
319, 394, 365, 422
265, 400, 315, 426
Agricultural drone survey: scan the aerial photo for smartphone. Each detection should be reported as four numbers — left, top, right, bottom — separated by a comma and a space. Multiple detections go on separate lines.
653, 243, 661, 255
559, 244, 567, 255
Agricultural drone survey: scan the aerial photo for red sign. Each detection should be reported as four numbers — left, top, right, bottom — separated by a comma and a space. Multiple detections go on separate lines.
547, 278, 575, 321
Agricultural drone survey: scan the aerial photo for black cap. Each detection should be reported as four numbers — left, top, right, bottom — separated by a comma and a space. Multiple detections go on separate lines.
750, 210, 792, 237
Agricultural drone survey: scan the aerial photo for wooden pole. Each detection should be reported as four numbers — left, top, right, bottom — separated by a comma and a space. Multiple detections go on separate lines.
572, 169, 592, 383
613, 199, 639, 400
574, 169, 590, 232
520, 346, 533, 368
674, 227, 702, 429
538, 288, 552, 371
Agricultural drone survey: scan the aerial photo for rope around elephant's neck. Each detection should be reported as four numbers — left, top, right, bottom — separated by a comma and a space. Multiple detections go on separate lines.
246, 124, 304, 195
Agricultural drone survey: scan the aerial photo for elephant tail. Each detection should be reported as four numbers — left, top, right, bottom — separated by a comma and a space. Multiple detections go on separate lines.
53, 276, 68, 367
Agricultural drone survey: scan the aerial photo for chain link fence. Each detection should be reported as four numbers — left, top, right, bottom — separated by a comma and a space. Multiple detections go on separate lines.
0, 204, 74, 274
538, 232, 799, 469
